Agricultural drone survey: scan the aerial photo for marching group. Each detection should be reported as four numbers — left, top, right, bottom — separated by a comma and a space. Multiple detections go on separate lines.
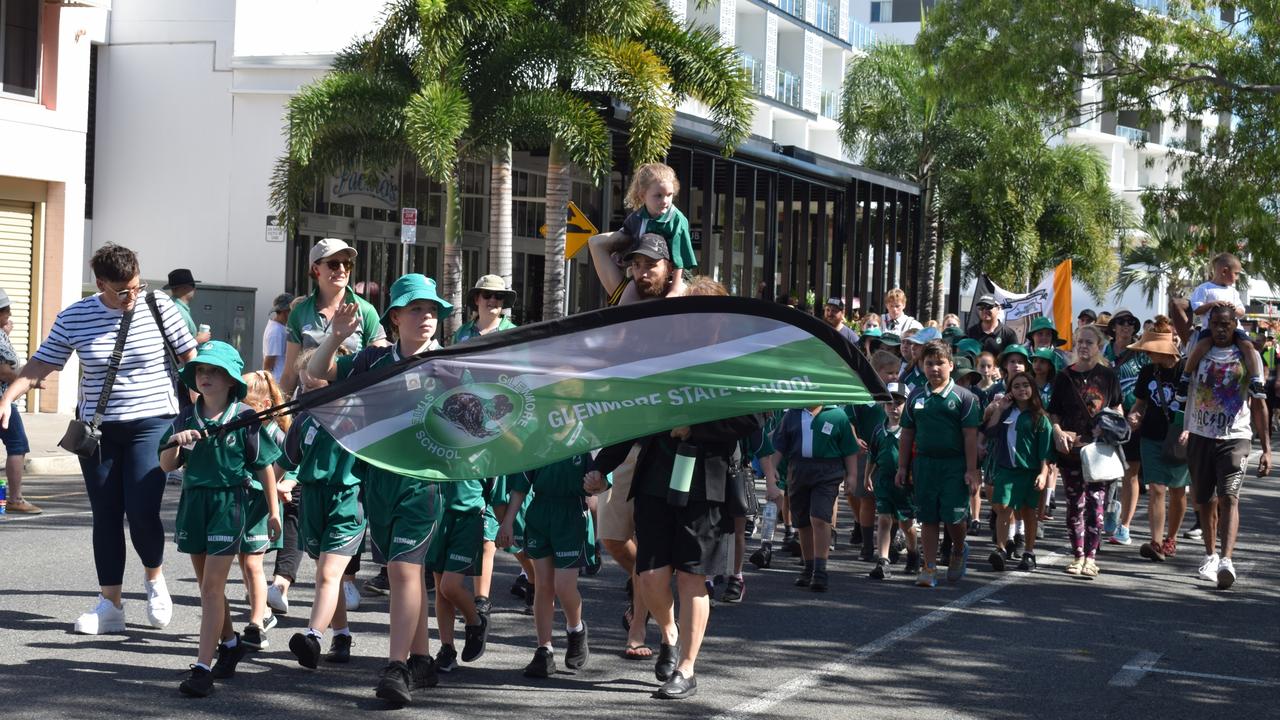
0, 160, 1273, 706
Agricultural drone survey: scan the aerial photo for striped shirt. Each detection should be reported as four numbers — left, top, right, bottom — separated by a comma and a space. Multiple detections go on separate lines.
34, 292, 198, 422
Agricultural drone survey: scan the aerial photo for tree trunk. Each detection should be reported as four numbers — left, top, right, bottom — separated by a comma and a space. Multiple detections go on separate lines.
542, 140, 570, 321
442, 162, 465, 339
918, 166, 941, 322
489, 142, 513, 289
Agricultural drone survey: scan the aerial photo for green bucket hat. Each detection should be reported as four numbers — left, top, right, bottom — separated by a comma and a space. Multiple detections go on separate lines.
181, 340, 248, 401
1028, 316, 1067, 347
879, 332, 901, 347
383, 274, 453, 321
942, 326, 965, 345
861, 326, 883, 338
998, 343, 1032, 367
955, 338, 983, 359
1031, 346, 1065, 372
952, 355, 982, 384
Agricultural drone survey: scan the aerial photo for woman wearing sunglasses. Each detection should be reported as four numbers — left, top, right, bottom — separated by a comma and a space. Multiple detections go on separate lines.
279, 238, 387, 396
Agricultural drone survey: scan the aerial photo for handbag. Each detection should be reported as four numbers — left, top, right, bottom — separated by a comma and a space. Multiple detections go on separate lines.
1080, 441, 1126, 482
58, 301, 134, 458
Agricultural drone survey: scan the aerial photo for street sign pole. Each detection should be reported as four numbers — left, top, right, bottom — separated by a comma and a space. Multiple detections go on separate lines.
400, 207, 418, 275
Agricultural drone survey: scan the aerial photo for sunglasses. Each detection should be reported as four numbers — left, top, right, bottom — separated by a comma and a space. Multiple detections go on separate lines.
320, 259, 354, 271
478, 291, 505, 300
110, 283, 148, 300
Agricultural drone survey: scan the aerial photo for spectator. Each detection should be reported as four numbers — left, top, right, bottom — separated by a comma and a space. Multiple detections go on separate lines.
822, 297, 860, 344
1078, 308, 1097, 328
0, 290, 38, 514
966, 294, 1019, 356
262, 293, 293, 383
881, 289, 922, 334
163, 269, 212, 344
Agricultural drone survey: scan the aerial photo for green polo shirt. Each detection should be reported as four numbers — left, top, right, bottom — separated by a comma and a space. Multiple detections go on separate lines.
1000, 408, 1056, 469
437, 479, 486, 513
160, 400, 282, 489
453, 316, 517, 344
509, 453, 604, 498
622, 206, 697, 271
287, 286, 386, 353
281, 412, 359, 487
901, 380, 982, 458
847, 402, 886, 446
900, 364, 927, 395
173, 297, 197, 335
869, 424, 901, 484
773, 406, 859, 460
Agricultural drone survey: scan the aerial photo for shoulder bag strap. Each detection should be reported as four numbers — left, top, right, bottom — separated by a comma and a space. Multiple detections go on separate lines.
145, 291, 182, 381
91, 304, 134, 427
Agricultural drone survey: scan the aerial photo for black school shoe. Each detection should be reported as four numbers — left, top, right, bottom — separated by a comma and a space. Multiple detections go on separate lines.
524, 647, 556, 678
1011, 535, 1025, 559
241, 623, 267, 651
989, 548, 1007, 572
326, 633, 352, 663
721, 575, 745, 603
211, 634, 247, 679
903, 550, 921, 575
364, 567, 391, 596
794, 568, 813, 587
1018, 552, 1037, 572
375, 661, 413, 706
408, 654, 439, 689
565, 623, 589, 670
474, 595, 492, 619
654, 643, 679, 682
810, 570, 829, 592
289, 632, 322, 669
461, 614, 488, 663
510, 574, 530, 599
870, 558, 890, 580
655, 671, 698, 700
179, 665, 214, 697
749, 544, 773, 569
435, 644, 459, 673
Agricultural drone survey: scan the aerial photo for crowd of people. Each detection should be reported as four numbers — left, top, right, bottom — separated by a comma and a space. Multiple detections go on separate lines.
0, 158, 1273, 706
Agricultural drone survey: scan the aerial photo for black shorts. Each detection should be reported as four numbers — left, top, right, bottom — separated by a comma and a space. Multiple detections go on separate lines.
1187, 435, 1250, 506
633, 495, 721, 575
787, 473, 843, 529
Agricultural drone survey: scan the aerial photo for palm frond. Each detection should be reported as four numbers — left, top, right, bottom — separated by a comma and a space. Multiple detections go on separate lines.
504, 89, 612, 181
582, 35, 675, 164
404, 82, 473, 181
285, 71, 413, 165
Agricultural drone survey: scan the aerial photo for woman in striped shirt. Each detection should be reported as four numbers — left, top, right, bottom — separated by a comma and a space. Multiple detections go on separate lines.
0, 244, 197, 635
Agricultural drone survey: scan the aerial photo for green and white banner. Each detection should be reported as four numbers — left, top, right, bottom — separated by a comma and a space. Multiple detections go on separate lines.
304, 297, 888, 479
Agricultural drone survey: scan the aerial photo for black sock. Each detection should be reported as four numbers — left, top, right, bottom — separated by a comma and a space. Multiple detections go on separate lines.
813, 558, 828, 574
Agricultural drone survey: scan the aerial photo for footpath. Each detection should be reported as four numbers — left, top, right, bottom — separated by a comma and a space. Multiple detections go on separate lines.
11, 411, 80, 475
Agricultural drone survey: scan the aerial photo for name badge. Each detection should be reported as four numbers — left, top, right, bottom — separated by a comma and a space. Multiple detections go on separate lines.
304, 426, 318, 446
821, 422, 834, 435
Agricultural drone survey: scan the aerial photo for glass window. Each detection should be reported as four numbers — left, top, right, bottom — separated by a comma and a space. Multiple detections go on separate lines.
1, 0, 40, 98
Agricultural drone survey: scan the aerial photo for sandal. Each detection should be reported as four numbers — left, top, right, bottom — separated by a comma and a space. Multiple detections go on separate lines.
623, 643, 653, 660
622, 603, 634, 633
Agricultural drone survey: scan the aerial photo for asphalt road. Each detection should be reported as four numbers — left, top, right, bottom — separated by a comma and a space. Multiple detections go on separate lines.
2, 458, 1277, 719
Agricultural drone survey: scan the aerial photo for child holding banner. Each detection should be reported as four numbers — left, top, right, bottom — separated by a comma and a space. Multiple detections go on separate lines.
308, 274, 451, 707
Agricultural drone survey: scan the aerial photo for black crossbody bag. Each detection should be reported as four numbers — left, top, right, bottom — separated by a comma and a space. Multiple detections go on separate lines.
58, 304, 134, 458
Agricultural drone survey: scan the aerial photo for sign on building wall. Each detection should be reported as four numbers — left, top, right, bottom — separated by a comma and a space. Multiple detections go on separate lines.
401, 208, 418, 244
331, 168, 400, 208
265, 215, 286, 243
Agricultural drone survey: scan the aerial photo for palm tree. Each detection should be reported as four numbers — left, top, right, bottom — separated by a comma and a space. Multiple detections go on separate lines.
528, 1, 754, 319
489, 142, 513, 288
1114, 220, 1212, 303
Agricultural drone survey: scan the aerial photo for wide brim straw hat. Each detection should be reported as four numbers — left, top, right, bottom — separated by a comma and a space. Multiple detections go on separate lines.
1128, 328, 1180, 358
468, 274, 516, 308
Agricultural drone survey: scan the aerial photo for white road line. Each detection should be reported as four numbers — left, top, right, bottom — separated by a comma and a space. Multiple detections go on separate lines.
713, 552, 1063, 720
0, 509, 95, 522
1109, 650, 1162, 687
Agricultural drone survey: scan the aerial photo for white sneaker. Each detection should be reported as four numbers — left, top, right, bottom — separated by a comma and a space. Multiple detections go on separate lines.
1198, 553, 1220, 582
1217, 557, 1236, 590
144, 577, 172, 628
266, 583, 289, 615
74, 596, 127, 634
343, 580, 361, 611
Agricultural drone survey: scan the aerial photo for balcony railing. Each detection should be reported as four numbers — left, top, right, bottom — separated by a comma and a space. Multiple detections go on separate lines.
820, 89, 840, 119
776, 68, 803, 110
1132, 0, 1169, 15
740, 53, 766, 95
815, 0, 839, 35
850, 19, 878, 50
1115, 124, 1150, 144
778, 0, 804, 21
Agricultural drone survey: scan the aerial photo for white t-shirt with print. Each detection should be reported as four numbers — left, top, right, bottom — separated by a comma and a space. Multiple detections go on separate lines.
1185, 345, 1254, 440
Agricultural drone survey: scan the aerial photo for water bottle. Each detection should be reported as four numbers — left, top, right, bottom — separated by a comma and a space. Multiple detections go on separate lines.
0, 476, 7, 516
760, 501, 778, 542
667, 443, 697, 507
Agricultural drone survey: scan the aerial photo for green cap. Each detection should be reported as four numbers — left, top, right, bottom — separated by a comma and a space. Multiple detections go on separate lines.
998, 343, 1032, 366
1031, 346, 1065, 372
181, 340, 248, 400
942, 326, 965, 345
952, 355, 982, 383
383, 274, 453, 321
1028, 316, 1067, 347
955, 338, 983, 359
879, 332, 901, 347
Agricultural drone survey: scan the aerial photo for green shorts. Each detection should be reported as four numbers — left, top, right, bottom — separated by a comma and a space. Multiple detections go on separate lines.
483, 504, 500, 543
175, 486, 244, 556
873, 472, 915, 522
242, 490, 283, 554
523, 496, 597, 569
912, 456, 970, 525
1140, 438, 1191, 488
991, 467, 1042, 511
366, 474, 439, 565
499, 492, 532, 554
427, 509, 484, 576
300, 483, 366, 559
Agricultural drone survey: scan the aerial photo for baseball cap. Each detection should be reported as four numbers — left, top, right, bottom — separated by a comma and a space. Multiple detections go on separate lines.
1078, 308, 1097, 322
904, 327, 941, 345
826, 297, 845, 309
885, 382, 909, 403
975, 294, 998, 309
625, 233, 671, 261
309, 238, 358, 264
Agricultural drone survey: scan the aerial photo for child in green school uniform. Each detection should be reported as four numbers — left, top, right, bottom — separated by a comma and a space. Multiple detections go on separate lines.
896, 340, 982, 588
498, 453, 609, 678
283, 349, 366, 669
865, 383, 919, 580
984, 371, 1055, 573
427, 477, 491, 673
771, 404, 861, 592
308, 273, 451, 707
161, 341, 282, 698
